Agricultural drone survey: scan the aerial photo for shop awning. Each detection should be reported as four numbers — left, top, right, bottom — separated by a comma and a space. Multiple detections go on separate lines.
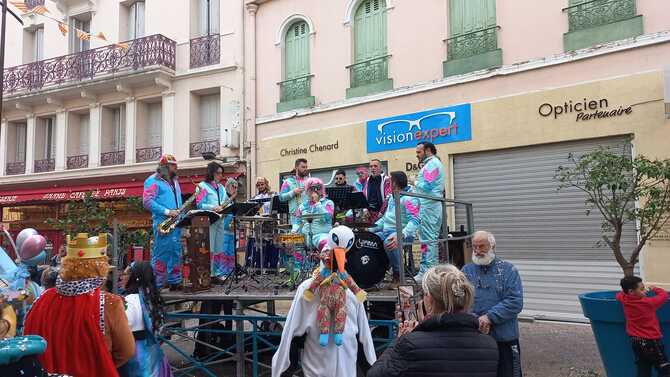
0, 173, 241, 205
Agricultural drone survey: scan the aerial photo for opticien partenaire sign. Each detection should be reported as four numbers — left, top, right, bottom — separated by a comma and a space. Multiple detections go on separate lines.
538, 97, 633, 121
366, 104, 472, 153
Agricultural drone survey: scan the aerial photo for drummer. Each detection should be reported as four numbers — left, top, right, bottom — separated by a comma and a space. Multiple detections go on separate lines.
368, 171, 420, 287
292, 178, 335, 251
246, 177, 278, 269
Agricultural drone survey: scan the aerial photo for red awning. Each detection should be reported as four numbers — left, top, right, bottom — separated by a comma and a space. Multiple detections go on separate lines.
0, 173, 240, 205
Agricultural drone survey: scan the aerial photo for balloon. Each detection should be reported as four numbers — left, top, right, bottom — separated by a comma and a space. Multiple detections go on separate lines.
0, 246, 18, 278
15, 228, 38, 254
22, 251, 46, 267
18, 235, 46, 261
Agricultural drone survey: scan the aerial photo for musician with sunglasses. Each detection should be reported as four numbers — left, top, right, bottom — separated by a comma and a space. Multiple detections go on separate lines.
142, 154, 183, 290
292, 178, 335, 252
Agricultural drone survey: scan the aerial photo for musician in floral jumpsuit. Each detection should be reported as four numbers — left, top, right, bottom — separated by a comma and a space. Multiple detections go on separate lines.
414, 142, 446, 282
368, 171, 420, 285
143, 154, 183, 289
291, 178, 334, 252
196, 162, 236, 278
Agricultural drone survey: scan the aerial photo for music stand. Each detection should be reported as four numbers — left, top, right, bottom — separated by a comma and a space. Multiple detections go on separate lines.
220, 202, 262, 293
326, 186, 353, 209
176, 210, 222, 228
341, 192, 370, 227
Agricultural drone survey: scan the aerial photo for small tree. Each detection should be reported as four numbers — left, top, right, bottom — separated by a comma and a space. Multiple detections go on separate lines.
555, 148, 670, 277
46, 193, 149, 259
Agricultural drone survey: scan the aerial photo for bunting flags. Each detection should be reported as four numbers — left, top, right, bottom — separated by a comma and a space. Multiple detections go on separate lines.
9, 1, 28, 13
30, 5, 49, 15
9, 1, 128, 51
76, 29, 91, 41
57, 22, 69, 37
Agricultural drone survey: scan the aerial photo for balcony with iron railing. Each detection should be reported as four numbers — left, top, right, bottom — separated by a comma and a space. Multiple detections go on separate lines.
3, 34, 176, 96
562, 0, 642, 51
190, 34, 220, 69
34, 158, 55, 173
136, 146, 162, 163
345, 55, 393, 99
100, 151, 125, 167
66, 154, 89, 170
6, 162, 26, 175
443, 25, 502, 77
277, 74, 315, 112
190, 140, 220, 158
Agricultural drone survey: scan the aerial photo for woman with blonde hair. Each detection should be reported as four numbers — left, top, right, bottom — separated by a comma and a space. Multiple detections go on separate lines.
368, 264, 499, 377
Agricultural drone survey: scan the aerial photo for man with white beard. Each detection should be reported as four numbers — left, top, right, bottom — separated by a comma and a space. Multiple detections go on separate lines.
463, 231, 524, 377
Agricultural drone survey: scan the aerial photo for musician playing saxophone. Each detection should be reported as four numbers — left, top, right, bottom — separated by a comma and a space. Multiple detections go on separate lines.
195, 162, 237, 280
142, 154, 183, 290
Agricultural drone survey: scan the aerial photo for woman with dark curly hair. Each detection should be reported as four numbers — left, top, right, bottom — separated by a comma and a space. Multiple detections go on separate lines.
122, 261, 172, 377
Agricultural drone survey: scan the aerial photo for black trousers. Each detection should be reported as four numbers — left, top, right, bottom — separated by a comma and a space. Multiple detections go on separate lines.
632, 337, 670, 377
193, 300, 234, 359
497, 339, 523, 377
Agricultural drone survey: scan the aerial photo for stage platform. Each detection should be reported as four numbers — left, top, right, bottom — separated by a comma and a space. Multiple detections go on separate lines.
162, 284, 399, 303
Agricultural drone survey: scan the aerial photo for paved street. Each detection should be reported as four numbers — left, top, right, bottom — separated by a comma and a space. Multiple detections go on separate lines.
520, 321, 604, 377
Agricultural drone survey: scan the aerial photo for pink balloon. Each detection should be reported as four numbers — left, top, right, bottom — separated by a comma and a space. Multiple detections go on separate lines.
19, 234, 46, 261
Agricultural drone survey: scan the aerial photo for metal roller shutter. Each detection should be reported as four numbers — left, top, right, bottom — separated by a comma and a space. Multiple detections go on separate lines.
453, 136, 638, 321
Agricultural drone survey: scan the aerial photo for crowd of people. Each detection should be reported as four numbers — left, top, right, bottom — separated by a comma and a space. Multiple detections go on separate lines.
1, 143, 667, 377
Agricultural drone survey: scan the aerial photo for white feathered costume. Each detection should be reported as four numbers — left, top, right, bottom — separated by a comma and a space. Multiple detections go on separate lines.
271, 278, 377, 377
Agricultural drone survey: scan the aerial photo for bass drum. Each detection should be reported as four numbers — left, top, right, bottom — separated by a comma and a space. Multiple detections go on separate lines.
345, 230, 389, 289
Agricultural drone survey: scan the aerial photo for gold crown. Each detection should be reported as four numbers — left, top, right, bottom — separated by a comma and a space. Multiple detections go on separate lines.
66, 233, 108, 259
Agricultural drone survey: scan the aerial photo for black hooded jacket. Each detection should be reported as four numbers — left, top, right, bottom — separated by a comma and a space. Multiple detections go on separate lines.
367, 312, 499, 377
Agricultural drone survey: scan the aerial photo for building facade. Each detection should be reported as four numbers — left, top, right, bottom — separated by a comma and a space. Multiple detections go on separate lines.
248, 0, 670, 320
0, 0, 247, 251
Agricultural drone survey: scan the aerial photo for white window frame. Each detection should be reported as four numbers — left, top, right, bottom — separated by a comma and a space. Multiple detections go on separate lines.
128, 1, 145, 40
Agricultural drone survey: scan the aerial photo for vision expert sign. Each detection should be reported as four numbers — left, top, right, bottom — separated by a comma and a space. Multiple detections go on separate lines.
366, 103, 472, 153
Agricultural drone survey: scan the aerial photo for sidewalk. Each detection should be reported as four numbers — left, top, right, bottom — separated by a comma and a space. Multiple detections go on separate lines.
520, 320, 604, 377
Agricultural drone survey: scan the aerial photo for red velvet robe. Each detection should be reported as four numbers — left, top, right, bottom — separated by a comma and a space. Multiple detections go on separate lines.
24, 287, 119, 377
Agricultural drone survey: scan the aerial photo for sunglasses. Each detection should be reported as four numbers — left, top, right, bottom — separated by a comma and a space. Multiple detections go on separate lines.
310, 185, 323, 191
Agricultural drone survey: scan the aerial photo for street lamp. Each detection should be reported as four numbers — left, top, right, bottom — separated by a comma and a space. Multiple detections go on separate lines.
0, 0, 24, 121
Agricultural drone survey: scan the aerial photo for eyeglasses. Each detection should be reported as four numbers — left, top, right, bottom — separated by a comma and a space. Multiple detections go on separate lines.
310, 185, 323, 191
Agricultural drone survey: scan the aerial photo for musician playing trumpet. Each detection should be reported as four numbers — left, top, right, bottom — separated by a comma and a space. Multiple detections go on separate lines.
292, 178, 335, 252
143, 154, 183, 290
196, 162, 237, 279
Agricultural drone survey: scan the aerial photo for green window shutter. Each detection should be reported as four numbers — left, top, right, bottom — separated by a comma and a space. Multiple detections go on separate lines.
284, 21, 309, 80
354, 0, 387, 62
449, 0, 496, 36
279, 20, 314, 111
444, 0, 501, 77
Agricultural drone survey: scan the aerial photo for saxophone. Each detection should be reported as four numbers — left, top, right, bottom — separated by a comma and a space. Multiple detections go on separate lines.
158, 190, 198, 235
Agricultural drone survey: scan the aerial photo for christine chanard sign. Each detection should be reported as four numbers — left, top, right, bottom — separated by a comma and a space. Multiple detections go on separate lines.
366, 104, 472, 153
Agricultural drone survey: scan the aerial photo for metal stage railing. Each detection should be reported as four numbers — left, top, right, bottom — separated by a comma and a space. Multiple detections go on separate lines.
391, 189, 475, 284
160, 311, 397, 377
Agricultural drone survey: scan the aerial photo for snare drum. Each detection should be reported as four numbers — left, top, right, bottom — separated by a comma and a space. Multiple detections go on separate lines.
345, 230, 389, 289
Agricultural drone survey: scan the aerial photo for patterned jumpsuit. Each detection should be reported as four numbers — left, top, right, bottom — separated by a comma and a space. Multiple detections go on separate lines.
195, 181, 235, 277
279, 175, 309, 226
292, 198, 335, 252
415, 155, 446, 277
369, 186, 421, 275
143, 173, 183, 287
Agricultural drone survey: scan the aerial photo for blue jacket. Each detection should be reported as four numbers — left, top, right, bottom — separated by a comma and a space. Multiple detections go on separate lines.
462, 258, 523, 342
416, 155, 445, 200
369, 186, 420, 239
142, 173, 183, 225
